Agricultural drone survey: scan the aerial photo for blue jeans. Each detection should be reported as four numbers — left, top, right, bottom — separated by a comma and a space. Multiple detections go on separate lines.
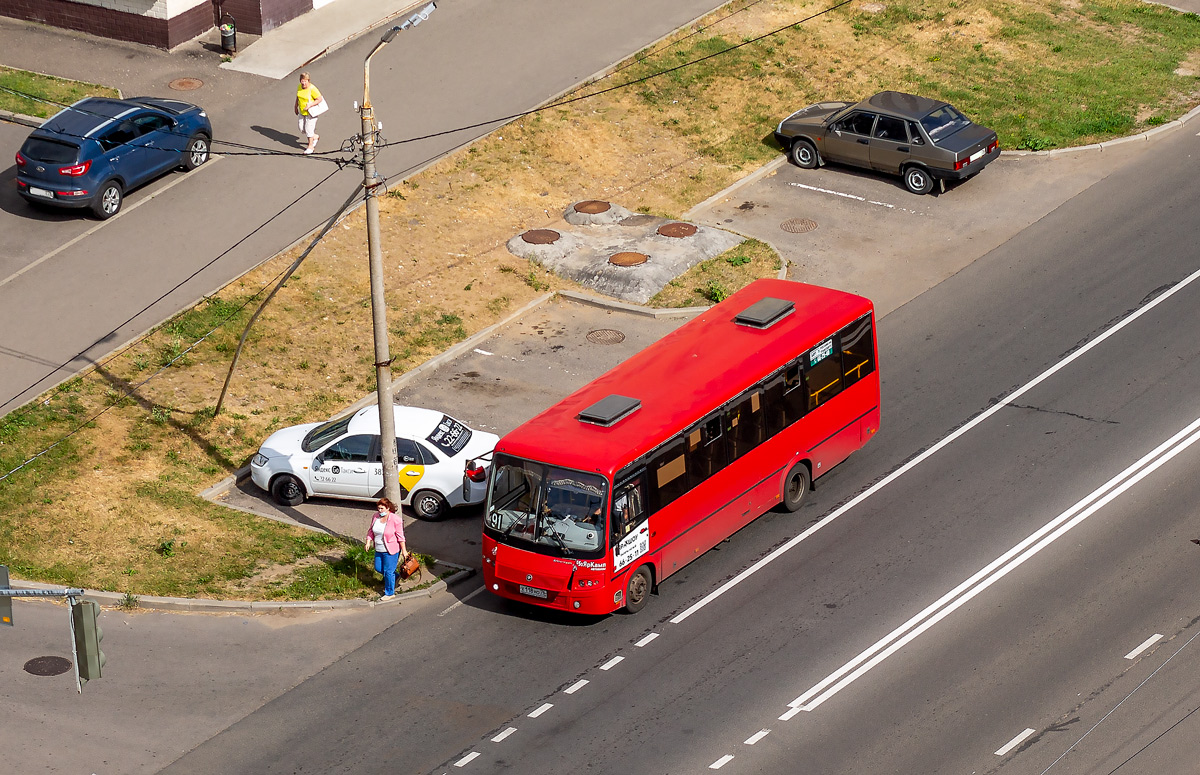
374, 550, 400, 596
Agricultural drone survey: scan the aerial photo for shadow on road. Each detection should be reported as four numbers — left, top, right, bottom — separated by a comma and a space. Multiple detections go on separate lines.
250, 124, 306, 149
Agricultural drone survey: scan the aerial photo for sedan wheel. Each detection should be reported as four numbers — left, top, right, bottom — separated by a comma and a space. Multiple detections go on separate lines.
903, 165, 934, 195
270, 475, 305, 507
185, 133, 210, 170
789, 139, 820, 169
91, 180, 123, 219
412, 490, 447, 521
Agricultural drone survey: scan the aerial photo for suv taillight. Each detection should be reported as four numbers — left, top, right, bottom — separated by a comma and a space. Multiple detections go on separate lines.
58, 160, 91, 176
465, 460, 487, 482
15, 151, 26, 168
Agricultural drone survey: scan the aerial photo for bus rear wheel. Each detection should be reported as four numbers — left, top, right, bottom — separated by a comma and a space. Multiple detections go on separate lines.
782, 462, 811, 512
624, 565, 653, 614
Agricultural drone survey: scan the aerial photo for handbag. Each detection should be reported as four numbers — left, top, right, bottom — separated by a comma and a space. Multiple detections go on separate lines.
399, 553, 420, 580
307, 97, 329, 117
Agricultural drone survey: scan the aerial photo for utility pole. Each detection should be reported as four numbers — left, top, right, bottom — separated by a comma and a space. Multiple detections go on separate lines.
358, 2, 436, 506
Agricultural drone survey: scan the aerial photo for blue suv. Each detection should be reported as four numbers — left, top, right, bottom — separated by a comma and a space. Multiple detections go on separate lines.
15, 96, 213, 219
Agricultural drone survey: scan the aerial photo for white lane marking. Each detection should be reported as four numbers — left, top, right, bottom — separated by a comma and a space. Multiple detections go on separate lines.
454, 752, 480, 767
744, 729, 770, 745
995, 728, 1036, 756
527, 703, 553, 718
564, 679, 589, 694
0, 157, 223, 290
438, 585, 485, 616
784, 415, 1200, 714
491, 727, 516, 743
635, 633, 660, 647
709, 754, 735, 769
600, 655, 624, 670
778, 707, 802, 721
473, 348, 493, 355
671, 262, 1200, 625
1124, 633, 1162, 660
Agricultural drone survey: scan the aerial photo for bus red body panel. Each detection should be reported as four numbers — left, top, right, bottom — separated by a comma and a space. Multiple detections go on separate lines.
481, 279, 880, 615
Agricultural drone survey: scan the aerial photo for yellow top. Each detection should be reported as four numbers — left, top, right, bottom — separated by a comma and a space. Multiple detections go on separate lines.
297, 84, 322, 116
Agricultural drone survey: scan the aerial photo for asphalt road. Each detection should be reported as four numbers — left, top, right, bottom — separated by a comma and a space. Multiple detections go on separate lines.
0, 0, 734, 414
131, 125, 1200, 774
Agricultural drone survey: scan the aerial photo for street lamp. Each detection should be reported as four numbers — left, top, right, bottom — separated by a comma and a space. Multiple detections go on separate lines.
359, 1, 436, 506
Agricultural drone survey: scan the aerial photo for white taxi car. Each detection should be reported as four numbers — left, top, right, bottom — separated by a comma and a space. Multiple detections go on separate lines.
250, 405, 499, 520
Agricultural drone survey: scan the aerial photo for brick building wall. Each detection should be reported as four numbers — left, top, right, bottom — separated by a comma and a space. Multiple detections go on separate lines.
0, 0, 313, 49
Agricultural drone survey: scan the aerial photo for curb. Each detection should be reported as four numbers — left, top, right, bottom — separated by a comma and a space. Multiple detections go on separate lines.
0, 107, 43, 128
10, 566, 477, 613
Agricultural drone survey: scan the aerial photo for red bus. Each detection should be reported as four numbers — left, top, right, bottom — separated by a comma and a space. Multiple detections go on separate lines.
479, 278, 879, 614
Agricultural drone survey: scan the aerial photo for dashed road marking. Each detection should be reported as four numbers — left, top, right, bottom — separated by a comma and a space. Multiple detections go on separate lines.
636, 633, 660, 647
454, 752, 480, 767
491, 727, 516, 743
564, 679, 589, 694
995, 728, 1036, 756
528, 703, 553, 718
1125, 633, 1162, 660
786, 180, 924, 214
600, 655, 624, 670
744, 729, 770, 745
710, 754, 735, 769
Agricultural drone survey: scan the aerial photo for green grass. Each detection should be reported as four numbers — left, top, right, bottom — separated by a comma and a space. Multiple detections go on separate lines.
0, 65, 120, 118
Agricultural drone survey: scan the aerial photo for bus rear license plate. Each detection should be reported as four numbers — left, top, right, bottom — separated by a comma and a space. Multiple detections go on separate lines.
518, 584, 548, 599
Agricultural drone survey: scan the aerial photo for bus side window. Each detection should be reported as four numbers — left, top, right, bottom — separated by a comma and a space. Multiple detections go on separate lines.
761, 372, 786, 438
781, 362, 807, 426
647, 437, 688, 515
805, 337, 844, 411
685, 414, 725, 487
839, 314, 875, 388
612, 478, 646, 540
725, 388, 765, 461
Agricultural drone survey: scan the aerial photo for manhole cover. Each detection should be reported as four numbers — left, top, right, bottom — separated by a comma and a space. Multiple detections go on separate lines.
521, 229, 560, 245
168, 77, 204, 91
780, 217, 819, 234
657, 222, 698, 238
575, 200, 611, 215
586, 328, 626, 345
609, 252, 649, 267
25, 656, 72, 676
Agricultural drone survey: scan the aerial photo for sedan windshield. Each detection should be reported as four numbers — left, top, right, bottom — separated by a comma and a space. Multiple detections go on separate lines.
485, 455, 608, 558
301, 415, 353, 453
920, 105, 971, 142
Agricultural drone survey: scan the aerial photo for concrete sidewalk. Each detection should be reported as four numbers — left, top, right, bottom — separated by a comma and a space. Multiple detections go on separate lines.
221, 0, 425, 79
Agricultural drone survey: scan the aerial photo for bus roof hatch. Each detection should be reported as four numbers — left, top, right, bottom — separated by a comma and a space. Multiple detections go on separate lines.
578, 394, 642, 427
734, 297, 795, 329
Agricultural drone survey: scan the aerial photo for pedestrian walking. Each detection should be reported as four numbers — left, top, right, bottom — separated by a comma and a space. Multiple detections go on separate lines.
294, 72, 326, 154
365, 497, 407, 601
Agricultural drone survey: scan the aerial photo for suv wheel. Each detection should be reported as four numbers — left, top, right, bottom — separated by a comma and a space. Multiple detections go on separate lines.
184, 133, 210, 170
92, 180, 123, 219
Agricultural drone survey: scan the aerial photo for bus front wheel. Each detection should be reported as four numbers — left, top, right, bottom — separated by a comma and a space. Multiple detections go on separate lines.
624, 565, 653, 614
782, 463, 811, 512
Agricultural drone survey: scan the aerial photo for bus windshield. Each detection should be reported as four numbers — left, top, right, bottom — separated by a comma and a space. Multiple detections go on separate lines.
486, 455, 608, 558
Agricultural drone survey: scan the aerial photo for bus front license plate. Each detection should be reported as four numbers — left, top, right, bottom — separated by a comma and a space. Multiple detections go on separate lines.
518, 584, 548, 599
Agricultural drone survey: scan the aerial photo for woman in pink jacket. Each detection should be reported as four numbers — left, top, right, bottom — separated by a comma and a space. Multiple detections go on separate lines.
365, 498, 407, 601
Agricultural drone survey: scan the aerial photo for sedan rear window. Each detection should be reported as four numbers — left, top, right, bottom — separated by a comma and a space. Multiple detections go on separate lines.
426, 415, 473, 457
921, 105, 971, 142
21, 137, 79, 164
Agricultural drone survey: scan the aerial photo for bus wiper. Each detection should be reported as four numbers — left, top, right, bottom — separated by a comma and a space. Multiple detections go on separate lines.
540, 522, 572, 556
502, 513, 529, 540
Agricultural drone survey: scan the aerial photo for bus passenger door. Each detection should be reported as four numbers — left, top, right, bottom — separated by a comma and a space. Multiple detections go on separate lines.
611, 476, 649, 576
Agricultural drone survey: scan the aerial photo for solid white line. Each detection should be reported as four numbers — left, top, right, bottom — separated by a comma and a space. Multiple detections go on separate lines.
600, 656, 624, 670
996, 728, 1036, 756
438, 585, 485, 616
454, 751, 480, 767
785, 417, 1200, 713
0, 157, 223, 291
744, 729, 770, 745
788, 181, 866, 201
564, 679, 589, 694
709, 754, 735, 769
670, 262, 1200, 626
473, 348, 493, 355
1124, 633, 1163, 660
527, 703, 553, 718
491, 727, 516, 743
635, 633, 660, 647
